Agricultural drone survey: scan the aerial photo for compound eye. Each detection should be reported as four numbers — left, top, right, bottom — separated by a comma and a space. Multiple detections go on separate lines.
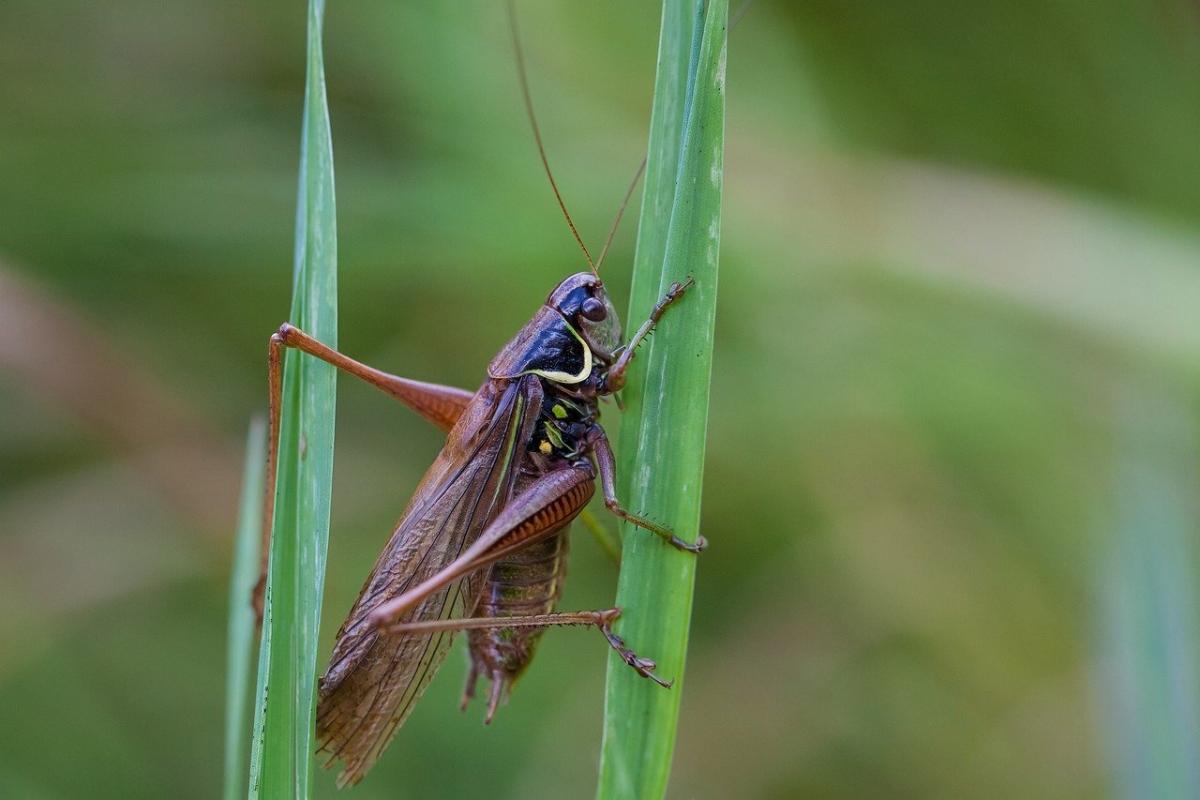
581, 297, 607, 321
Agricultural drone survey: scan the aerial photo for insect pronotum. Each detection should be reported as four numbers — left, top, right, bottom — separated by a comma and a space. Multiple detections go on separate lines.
253, 2, 705, 786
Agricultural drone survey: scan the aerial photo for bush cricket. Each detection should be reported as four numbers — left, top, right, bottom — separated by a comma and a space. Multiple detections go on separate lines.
253, 3, 705, 787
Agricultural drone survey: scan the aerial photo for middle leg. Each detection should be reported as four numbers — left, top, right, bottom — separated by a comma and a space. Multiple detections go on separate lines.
588, 425, 707, 553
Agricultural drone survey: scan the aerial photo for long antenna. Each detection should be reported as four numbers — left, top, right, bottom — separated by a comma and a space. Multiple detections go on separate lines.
593, 0, 755, 272
506, 0, 597, 274
731, 0, 757, 28
595, 155, 647, 273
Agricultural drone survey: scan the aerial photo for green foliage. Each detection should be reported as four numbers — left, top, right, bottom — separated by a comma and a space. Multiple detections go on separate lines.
224, 418, 266, 800
1099, 389, 1200, 798
596, 1, 726, 798
247, 1, 338, 797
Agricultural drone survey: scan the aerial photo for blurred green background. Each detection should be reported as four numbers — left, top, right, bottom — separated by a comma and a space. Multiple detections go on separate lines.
3, 1, 1200, 797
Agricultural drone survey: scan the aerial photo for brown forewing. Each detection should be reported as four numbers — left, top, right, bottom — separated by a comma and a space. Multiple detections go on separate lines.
315, 373, 544, 786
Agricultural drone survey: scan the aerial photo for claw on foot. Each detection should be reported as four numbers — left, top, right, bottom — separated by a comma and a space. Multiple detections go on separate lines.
601, 624, 673, 688
668, 276, 696, 297
668, 533, 707, 554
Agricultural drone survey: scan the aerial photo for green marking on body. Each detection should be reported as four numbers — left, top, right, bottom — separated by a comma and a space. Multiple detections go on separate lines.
544, 423, 566, 450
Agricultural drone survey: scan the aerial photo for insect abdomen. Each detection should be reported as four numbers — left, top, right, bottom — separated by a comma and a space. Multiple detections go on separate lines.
468, 528, 570, 688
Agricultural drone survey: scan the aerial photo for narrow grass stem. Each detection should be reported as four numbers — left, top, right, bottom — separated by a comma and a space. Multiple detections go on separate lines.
596, 1, 727, 798
247, 1, 338, 797
224, 418, 266, 800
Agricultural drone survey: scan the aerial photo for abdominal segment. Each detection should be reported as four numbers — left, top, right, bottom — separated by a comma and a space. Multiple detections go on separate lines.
465, 528, 570, 720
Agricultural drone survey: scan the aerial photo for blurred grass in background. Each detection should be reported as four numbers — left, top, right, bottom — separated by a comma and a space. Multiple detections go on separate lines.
2, 1, 1199, 797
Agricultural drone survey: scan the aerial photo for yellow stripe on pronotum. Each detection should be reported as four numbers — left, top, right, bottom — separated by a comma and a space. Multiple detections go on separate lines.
524, 321, 593, 385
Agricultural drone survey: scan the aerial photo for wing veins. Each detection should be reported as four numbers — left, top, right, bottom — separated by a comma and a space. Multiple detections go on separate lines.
348, 386, 529, 766
317, 378, 540, 781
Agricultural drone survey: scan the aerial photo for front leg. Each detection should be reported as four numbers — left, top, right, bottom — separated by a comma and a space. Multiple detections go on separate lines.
602, 277, 693, 394
587, 425, 707, 553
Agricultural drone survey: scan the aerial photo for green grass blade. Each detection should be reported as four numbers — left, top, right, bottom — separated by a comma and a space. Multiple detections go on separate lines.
247, 0, 338, 797
596, 1, 727, 798
224, 417, 267, 800
1097, 389, 1200, 798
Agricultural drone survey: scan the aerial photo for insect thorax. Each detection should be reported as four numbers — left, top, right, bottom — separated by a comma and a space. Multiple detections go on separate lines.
529, 386, 595, 461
